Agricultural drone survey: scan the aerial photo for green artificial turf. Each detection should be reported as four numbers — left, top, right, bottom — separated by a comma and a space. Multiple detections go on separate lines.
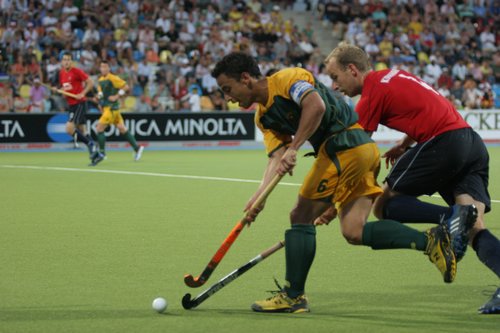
1, 148, 499, 333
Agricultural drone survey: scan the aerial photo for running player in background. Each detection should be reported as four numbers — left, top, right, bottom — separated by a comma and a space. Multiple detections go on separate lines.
89, 60, 144, 166
56, 52, 97, 161
212, 52, 465, 314
324, 42, 499, 314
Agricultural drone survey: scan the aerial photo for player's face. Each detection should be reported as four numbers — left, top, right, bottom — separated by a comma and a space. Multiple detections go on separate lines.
61, 55, 72, 70
325, 59, 360, 97
100, 63, 110, 76
216, 73, 254, 109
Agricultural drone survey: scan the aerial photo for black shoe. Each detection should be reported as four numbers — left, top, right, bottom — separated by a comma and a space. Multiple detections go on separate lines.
440, 204, 478, 262
479, 287, 500, 314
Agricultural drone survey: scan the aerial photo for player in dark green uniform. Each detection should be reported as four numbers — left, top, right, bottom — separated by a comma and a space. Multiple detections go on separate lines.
212, 52, 462, 313
90, 61, 143, 166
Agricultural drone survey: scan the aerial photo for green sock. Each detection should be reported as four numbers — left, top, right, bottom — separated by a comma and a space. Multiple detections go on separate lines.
123, 131, 139, 151
284, 224, 316, 298
362, 220, 427, 251
97, 132, 106, 154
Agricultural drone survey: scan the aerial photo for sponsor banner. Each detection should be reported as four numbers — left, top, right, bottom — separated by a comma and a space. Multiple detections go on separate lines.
371, 110, 500, 144
2, 110, 500, 145
0, 140, 264, 151
0, 112, 255, 143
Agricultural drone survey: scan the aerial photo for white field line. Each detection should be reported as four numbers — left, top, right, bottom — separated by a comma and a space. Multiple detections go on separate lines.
2, 164, 499, 204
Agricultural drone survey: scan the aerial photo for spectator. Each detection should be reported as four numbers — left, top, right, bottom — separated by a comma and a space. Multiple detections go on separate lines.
135, 95, 153, 113
29, 78, 47, 113
480, 89, 495, 109
184, 87, 201, 112
23, 22, 39, 48
155, 10, 172, 34
137, 23, 158, 54
41, 10, 58, 31
13, 92, 30, 112
437, 67, 453, 90
462, 79, 483, 109
61, 0, 79, 23
171, 76, 189, 111
26, 54, 43, 83
389, 48, 406, 68
0, 84, 14, 112
209, 90, 228, 111
316, 64, 333, 90
452, 59, 468, 81
115, 34, 133, 64
479, 26, 497, 53
82, 21, 100, 47
378, 33, 393, 59
135, 57, 153, 90
80, 43, 98, 73
10, 54, 26, 88
423, 55, 442, 86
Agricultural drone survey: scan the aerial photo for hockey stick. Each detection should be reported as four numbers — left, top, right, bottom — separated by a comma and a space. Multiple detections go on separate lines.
182, 240, 284, 309
184, 173, 283, 288
40, 82, 80, 99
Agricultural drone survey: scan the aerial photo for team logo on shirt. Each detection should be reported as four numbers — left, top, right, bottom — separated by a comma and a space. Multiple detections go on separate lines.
62, 82, 73, 91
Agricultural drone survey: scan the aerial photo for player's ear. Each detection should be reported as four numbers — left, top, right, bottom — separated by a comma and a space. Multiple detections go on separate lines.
347, 64, 358, 76
240, 72, 251, 82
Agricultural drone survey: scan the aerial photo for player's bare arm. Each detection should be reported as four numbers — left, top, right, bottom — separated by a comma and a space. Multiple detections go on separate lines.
108, 84, 129, 102
278, 92, 325, 176
77, 76, 94, 100
243, 148, 285, 224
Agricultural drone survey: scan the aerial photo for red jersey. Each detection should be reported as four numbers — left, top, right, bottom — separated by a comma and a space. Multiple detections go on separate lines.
59, 66, 89, 105
356, 69, 469, 143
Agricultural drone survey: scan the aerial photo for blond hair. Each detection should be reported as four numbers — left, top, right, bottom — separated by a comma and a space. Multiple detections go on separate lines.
325, 42, 372, 72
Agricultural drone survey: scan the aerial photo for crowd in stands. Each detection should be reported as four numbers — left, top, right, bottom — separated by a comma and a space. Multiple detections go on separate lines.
0, 0, 498, 114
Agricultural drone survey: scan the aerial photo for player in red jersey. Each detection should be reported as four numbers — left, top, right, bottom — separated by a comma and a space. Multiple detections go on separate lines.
324, 42, 500, 314
56, 52, 97, 160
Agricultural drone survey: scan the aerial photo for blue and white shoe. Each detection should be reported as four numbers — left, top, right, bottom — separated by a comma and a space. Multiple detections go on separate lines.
479, 287, 500, 314
440, 204, 478, 262
89, 152, 105, 166
87, 142, 97, 159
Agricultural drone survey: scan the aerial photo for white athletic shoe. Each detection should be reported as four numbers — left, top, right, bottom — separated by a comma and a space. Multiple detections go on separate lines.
134, 145, 144, 161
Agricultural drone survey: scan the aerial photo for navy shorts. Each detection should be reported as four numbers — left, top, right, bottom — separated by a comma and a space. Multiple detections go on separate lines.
68, 101, 88, 125
386, 128, 491, 212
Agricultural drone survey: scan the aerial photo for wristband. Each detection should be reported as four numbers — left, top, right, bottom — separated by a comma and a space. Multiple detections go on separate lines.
118, 89, 125, 96
97, 92, 103, 98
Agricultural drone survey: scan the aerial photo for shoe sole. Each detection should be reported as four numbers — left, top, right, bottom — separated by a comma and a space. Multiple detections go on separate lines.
436, 226, 456, 283
251, 306, 310, 313
479, 306, 500, 314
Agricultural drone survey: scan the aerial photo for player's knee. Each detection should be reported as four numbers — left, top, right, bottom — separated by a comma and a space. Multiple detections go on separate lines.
289, 207, 314, 225
65, 124, 74, 135
96, 123, 106, 132
341, 226, 363, 245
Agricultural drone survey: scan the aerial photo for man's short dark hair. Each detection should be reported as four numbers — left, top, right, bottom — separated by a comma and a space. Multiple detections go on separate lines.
211, 52, 262, 81
62, 51, 72, 59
